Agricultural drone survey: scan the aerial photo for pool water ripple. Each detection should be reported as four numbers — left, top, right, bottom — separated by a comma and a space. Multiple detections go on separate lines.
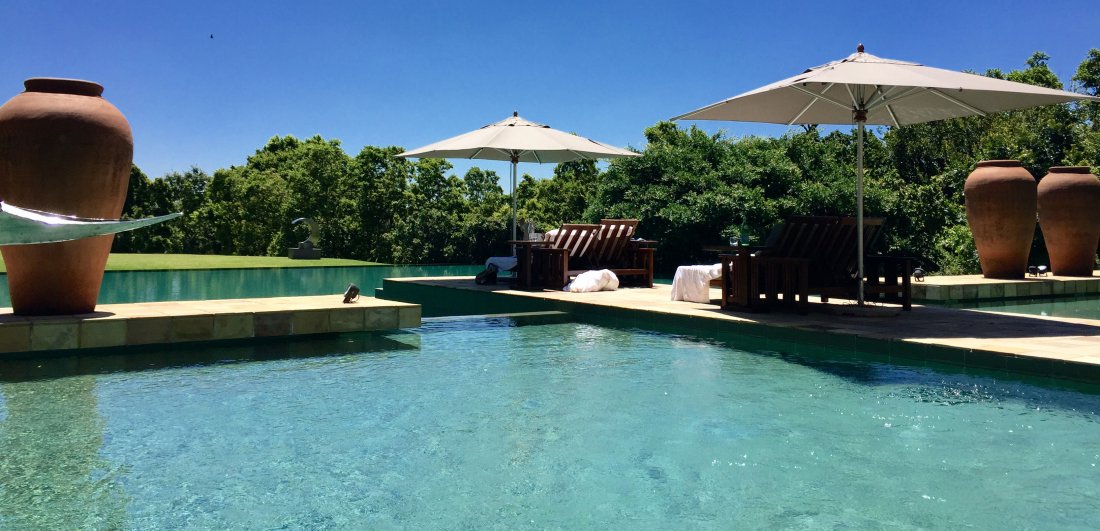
1, 316, 1099, 528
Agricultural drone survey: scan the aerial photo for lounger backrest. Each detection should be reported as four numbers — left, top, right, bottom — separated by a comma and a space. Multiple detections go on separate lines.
590, 219, 638, 266
769, 216, 839, 258
822, 217, 885, 278
551, 223, 601, 261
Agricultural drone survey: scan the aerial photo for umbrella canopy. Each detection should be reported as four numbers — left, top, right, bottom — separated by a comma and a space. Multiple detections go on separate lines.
673, 44, 1100, 305
674, 44, 1097, 126
398, 112, 638, 249
399, 112, 636, 163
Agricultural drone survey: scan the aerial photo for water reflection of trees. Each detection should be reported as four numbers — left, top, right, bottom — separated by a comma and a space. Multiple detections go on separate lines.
0, 376, 128, 528
0, 330, 420, 527
84, 265, 484, 305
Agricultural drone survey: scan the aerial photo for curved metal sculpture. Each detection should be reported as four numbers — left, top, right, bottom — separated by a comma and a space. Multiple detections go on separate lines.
289, 217, 323, 259
0, 202, 180, 245
291, 217, 319, 248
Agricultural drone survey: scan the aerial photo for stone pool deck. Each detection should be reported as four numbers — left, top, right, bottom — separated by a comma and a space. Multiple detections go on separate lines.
911, 271, 1100, 303
379, 276, 1100, 381
0, 295, 420, 355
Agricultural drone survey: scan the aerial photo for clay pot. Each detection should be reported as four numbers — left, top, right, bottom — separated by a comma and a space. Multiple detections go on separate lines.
0, 78, 133, 315
964, 160, 1036, 279
1037, 166, 1100, 277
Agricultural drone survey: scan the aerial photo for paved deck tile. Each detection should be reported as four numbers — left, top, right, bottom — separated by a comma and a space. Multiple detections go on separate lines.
386, 277, 1100, 369
0, 295, 420, 354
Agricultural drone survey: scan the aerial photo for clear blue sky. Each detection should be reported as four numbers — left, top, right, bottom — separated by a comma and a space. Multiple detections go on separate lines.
3, 0, 1097, 185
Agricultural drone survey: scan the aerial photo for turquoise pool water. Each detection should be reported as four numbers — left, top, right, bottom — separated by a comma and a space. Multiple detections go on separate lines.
0, 264, 482, 306
2, 314, 1098, 528
954, 295, 1100, 320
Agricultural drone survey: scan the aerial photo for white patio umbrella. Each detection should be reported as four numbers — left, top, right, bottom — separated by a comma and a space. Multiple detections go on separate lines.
673, 44, 1100, 305
397, 112, 638, 252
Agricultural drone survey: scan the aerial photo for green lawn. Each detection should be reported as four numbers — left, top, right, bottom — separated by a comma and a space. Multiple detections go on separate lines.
0, 253, 384, 273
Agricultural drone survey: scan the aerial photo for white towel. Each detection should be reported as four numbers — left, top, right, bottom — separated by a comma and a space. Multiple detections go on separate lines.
670, 264, 722, 303
567, 269, 620, 293
485, 256, 518, 271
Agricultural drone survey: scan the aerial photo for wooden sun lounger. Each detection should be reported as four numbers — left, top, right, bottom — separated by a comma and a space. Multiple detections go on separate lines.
719, 216, 912, 313
532, 219, 655, 289
590, 219, 654, 288
530, 223, 601, 289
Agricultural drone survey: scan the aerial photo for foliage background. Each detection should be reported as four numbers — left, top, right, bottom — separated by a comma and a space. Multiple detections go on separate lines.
115, 51, 1100, 275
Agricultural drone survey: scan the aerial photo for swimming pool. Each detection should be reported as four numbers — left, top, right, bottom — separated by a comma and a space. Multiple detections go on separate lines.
2, 313, 1097, 528
0, 264, 483, 306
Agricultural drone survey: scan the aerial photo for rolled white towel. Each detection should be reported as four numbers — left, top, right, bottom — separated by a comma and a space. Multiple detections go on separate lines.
602, 269, 620, 290
567, 269, 620, 293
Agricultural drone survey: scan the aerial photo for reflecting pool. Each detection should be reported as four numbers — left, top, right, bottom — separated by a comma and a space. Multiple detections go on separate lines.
0, 264, 482, 306
951, 295, 1100, 321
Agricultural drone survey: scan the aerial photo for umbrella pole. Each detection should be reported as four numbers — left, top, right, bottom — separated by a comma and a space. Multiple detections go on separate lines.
856, 113, 866, 306
511, 156, 518, 256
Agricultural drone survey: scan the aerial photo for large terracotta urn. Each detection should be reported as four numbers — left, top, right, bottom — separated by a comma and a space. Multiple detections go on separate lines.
0, 78, 133, 315
964, 160, 1036, 279
1037, 166, 1100, 277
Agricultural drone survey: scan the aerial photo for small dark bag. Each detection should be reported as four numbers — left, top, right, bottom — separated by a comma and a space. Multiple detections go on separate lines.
475, 267, 498, 285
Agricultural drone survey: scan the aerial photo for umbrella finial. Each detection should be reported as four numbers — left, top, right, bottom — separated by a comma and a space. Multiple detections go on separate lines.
857, 43, 864, 53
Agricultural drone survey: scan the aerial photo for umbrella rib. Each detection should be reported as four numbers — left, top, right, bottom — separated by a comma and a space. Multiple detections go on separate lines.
845, 84, 860, 109
885, 104, 901, 128
788, 83, 833, 125
865, 85, 898, 110
863, 87, 927, 125
866, 86, 924, 110
928, 88, 989, 116
868, 86, 901, 127
790, 85, 854, 112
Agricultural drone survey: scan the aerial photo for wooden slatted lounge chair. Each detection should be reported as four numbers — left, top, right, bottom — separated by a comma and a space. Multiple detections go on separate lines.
532, 219, 655, 289
530, 223, 601, 288
591, 219, 637, 266
816, 217, 912, 310
590, 219, 654, 287
719, 216, 912, 313
719, 216, 838, 313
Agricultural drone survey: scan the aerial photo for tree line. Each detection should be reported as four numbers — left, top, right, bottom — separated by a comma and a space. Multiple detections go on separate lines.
115, 50, 1100, 275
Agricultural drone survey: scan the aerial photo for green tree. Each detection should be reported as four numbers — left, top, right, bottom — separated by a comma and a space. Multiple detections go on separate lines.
334, 146, 413, 262
1068, 49, 1100, 166
590, 122, 803, 269
458, 166, 509, 260
112, 165, 155, 252
391, 158, 466, 263
517, 159, 600, 230
114, 166, 210, 253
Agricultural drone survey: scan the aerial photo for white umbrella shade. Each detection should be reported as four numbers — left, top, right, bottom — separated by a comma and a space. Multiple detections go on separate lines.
399, 113, 636, 162
398, 112, 638, 248
673, 44, 1100, 305
674, 46, 1099, 126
